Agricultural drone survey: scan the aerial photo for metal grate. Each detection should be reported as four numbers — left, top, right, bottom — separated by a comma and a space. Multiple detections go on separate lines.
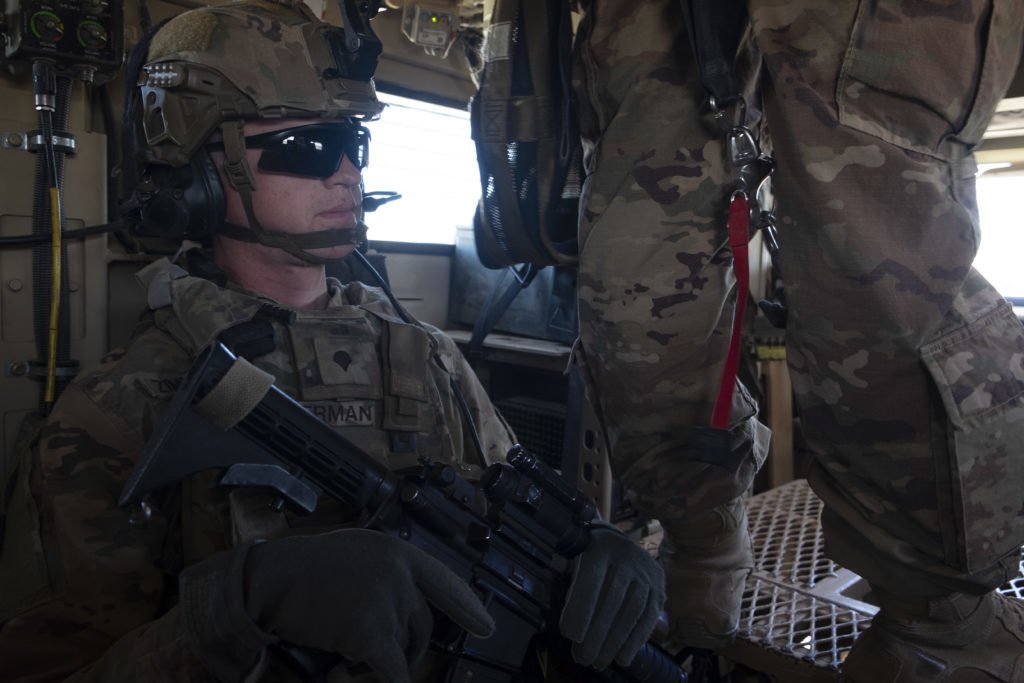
730, 480, 875, 675
727, 479, 1024, 679
1002, 558, 1024, 600
493, 395, 567, 468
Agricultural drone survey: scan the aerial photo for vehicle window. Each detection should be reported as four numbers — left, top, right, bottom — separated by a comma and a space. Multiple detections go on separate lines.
362, 92, 479, 245
976, 168, 1024, 306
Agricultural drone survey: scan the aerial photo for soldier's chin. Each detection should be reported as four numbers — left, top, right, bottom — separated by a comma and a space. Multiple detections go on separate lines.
322, 243, 356, 260
303, 242, 356, 263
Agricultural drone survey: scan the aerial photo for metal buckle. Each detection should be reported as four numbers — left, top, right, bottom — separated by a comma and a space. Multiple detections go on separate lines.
509, 262, 540, 287
709, 94, 748, 132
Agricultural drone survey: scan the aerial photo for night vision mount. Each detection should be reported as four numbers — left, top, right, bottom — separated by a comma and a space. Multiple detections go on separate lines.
335, 0, 384, 82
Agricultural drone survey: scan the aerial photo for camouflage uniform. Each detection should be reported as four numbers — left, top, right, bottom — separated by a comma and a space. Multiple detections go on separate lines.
0, 258, 514, 680
573, 0, 1024, 611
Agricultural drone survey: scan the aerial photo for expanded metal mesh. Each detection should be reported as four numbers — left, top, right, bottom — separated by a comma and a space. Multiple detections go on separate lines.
999, 558, 1024, 599
748, 482, 835, 587
736, 480, 875, 671
493, 395, 566, 468
735, 479, 1024, 674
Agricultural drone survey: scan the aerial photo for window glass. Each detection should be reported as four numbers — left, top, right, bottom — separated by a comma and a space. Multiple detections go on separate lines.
976, 171, 1024, 304
361, 92, 479, 245
359, 94, 1024, 310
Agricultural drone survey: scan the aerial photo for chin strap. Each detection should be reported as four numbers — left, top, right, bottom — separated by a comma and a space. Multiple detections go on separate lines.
218, 120, 366, 265
218, 220, 368, 264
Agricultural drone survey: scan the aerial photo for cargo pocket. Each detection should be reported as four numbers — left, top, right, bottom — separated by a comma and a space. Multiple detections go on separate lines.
837, 0, 1019, 158
382, 321, 431, 434
920, 302, 1024, 573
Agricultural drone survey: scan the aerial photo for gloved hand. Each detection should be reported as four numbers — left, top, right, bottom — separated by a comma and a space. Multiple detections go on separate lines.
559, 525, 666, 671
181, 528, 494, 683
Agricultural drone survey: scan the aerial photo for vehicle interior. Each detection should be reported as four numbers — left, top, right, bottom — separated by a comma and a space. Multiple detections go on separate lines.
0, 0, 1022, 680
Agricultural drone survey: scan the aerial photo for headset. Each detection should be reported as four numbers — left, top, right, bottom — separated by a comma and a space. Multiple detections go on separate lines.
130, 148, 226, 243
120, 0, 385, 247
118, 18, 225, 245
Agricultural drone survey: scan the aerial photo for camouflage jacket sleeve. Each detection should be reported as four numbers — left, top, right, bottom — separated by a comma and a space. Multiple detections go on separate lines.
0, 337, 216, 682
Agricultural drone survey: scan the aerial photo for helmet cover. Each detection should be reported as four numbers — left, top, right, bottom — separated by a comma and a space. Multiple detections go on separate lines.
136, 0, 384, 168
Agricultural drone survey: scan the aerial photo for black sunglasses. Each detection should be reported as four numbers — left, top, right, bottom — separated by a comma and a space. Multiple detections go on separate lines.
207, 122, 370, 178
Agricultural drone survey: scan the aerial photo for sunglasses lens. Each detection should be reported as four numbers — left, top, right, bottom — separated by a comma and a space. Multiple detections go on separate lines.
256, 124, 369, 178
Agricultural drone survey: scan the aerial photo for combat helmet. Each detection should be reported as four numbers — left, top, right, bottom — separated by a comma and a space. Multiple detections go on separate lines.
126, 0, 384, 261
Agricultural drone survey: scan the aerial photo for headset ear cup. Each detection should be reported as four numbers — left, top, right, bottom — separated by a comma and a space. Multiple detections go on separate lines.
133, 150, 224, 243
185, 148, 225, 241
135, 166, 190, 239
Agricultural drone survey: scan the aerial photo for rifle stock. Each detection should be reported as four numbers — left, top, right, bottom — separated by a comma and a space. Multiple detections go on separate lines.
121, 342, 686, 683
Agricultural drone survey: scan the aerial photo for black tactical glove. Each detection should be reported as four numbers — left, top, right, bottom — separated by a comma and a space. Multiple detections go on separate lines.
181, 529, 494, 683
559, 525, 666, 671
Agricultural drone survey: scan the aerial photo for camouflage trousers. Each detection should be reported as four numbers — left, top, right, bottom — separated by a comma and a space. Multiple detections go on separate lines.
573, 0, 1024, 594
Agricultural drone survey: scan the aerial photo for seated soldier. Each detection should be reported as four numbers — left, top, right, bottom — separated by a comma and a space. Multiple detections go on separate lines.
0, 1, 664, 680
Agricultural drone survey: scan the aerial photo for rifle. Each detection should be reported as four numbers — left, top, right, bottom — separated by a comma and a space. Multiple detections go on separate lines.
120, 342, 686, 683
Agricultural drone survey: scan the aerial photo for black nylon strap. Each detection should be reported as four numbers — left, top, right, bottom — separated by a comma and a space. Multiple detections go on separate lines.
679, 0, 748, 105
466, 265, 539, 364
558, 361, 586, 478
218, 319, 277, 362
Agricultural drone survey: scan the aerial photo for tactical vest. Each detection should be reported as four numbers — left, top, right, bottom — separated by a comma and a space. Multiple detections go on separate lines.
135, 258, 484, 548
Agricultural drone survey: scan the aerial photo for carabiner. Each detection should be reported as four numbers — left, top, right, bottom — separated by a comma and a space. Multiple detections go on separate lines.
727, 126, 760, 169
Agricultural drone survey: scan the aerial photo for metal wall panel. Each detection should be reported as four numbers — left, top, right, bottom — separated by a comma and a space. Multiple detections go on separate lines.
0, 100, 109, 474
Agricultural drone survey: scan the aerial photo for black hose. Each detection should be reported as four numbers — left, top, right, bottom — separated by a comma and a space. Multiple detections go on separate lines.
95, 83, 137, 252
0, 222, 122, 247
30, 115, 50, 366
138, 0, 152, 32
55, 76, 73, 365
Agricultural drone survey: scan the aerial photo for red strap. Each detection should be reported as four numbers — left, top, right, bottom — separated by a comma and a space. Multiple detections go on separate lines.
711, 193, 750, 429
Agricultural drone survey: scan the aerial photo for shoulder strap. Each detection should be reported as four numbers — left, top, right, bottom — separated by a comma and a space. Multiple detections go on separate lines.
466, 265, 539, 364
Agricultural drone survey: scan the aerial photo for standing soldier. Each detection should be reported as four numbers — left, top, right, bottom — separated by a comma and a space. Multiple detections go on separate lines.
571, 0, 1024, 679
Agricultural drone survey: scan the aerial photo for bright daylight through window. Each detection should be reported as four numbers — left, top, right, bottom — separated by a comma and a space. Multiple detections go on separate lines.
976, 171, 1024, 305
361, 92, 480, 245
361, 93, 1023, 310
